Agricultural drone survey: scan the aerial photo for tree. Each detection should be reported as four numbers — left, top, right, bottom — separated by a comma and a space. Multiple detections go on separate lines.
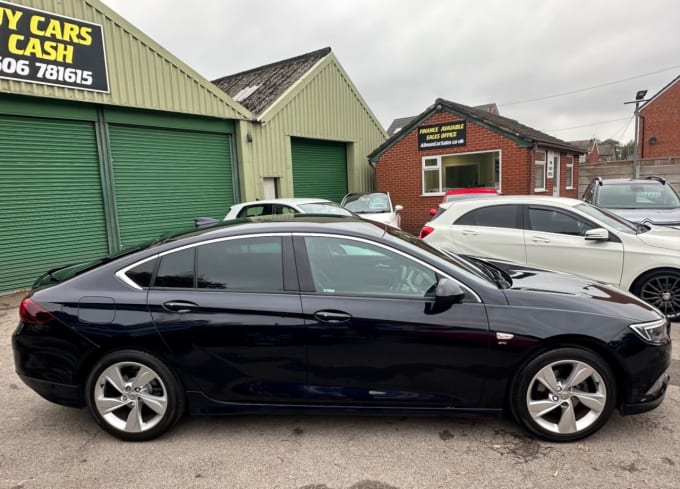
620, 139, 635, 160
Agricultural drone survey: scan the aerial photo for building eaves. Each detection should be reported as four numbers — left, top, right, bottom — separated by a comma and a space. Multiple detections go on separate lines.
212, 47, 332, 118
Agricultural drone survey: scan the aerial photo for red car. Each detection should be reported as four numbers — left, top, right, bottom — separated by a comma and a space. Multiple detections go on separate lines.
428, 188, 499, 216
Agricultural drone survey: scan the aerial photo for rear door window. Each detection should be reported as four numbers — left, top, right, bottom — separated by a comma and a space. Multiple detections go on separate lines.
455, 205, 520, 229
155, 248, 195, 288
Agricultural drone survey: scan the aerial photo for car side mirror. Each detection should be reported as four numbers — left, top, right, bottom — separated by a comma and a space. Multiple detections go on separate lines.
434, 278, 466, 306
428, 208, 437, 216
584, 228, 609, 241
394, 204, 404, 213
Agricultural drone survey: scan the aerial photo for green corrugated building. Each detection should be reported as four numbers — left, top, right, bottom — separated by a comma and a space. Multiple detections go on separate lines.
0, 0, 386, 292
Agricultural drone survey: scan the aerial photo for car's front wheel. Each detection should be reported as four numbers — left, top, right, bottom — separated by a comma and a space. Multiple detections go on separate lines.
85, 350, 185, 441
511, 347, 616, 442
632, 268, 680, 320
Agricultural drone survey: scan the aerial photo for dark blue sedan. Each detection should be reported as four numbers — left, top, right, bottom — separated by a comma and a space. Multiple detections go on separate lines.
12, 216, 671, 441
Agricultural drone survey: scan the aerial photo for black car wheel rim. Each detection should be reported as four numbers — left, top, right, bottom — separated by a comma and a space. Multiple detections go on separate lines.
640, 274, 680, 318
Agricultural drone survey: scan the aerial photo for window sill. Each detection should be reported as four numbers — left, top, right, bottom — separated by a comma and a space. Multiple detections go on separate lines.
565, 187, 575, 190
421, 193, 445, 197
534, 189, 547, 193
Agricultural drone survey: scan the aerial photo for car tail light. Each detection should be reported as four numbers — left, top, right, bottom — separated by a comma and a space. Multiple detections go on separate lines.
19, 298, 55, 325
419, 226, 434, 239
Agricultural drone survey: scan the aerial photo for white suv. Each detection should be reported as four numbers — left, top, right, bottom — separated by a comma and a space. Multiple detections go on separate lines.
421, 195, 680, 318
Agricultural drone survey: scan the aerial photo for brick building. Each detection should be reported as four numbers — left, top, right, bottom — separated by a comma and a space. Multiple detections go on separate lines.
369, 99, 583, 234
639, 75, 680, 159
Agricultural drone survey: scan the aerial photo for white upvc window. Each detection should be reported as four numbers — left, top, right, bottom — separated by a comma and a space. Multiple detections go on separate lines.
534, 149, 546, 191
422, 157, 442, 194
566, 156, 574, 189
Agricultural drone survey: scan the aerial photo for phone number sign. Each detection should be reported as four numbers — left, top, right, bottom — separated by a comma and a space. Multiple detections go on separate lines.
0, 1, 109, 92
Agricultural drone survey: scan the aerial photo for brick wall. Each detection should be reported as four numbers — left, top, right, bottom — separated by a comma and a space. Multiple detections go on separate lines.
375, 111, 580, 234
640, 80, 680, 159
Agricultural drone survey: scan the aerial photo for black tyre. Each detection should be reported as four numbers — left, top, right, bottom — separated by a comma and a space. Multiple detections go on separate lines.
632, 269, 680, 320
510, 347, 616, 442
85, 350, 185, 441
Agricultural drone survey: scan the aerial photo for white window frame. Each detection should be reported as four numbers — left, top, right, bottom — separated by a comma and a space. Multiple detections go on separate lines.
422, 157, 442, 195
565, 156, 574, 189
421, 149, 503, 195
534, 149, 546, 192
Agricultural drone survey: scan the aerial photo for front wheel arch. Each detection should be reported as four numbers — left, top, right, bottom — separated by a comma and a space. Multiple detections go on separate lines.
509, 346, 617, 442
630, 267, 680, 319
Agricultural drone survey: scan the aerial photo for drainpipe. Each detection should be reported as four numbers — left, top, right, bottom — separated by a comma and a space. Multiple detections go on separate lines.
639, 114, 646, 160
529, 143, 537, 195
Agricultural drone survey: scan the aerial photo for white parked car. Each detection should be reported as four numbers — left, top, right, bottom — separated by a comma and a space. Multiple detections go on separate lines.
341, 192, 403, 228
195, 198, 353, 228
421, 195, 680, 318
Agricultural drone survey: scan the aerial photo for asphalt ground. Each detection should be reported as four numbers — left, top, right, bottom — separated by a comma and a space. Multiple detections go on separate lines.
1, 292, 678, 489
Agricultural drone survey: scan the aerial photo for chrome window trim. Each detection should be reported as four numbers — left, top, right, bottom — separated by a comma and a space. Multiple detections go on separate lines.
294, 232, 482, 303
115, 233, 289, 291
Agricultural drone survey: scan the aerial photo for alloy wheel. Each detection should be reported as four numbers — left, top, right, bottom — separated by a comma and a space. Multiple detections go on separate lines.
526, 359, 607, 435
93, 361, 168, 434
639, 273, 680, 319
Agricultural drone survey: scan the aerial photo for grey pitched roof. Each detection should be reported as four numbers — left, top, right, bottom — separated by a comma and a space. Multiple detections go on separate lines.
568, 139, 595, 152
386, 103, 500, 136
386, 116, 417, 136
212, 47, 331, 117
371, 98, 584, 161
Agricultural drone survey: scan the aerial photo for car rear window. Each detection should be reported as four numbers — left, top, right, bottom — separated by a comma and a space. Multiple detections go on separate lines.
455, 205, 520, 228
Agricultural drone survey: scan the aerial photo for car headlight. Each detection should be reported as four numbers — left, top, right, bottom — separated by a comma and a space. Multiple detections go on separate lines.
629, 318, 671, 345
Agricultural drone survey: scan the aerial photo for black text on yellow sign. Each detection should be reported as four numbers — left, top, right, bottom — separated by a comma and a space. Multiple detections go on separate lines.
0, 1, 109, 92
418, 121, 467, 150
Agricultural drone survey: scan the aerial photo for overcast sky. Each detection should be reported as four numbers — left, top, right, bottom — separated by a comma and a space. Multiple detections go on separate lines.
101, 0, 679, 144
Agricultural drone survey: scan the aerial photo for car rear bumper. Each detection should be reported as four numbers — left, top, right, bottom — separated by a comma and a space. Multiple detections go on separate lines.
16, 373, 84, 408
619, 370, 670, 415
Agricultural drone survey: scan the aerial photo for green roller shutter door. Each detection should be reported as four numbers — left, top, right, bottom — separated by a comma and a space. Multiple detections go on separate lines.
292, 138, 347, 203
109, 125, 234, 248
0, 115, 108, 292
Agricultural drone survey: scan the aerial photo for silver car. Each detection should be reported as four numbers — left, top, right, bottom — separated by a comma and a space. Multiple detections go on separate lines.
341, 192, 403, 228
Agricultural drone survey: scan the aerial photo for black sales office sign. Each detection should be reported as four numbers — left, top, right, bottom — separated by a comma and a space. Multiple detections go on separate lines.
418, 121, 466, 150
0, 1, 109, 92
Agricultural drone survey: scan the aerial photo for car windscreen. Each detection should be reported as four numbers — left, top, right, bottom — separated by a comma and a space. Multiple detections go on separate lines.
342, 193, 391, 213
297, 202, 353, 216
597, 183, 680, 209
575, 202, 638, 234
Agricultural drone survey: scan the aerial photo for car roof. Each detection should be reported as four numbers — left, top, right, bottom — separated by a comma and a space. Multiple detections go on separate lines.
594, 178, 667, 186
231, 198, 333, 208
444, 188, 498, 195
441, 195, 584, 209
163, 215, 387, 248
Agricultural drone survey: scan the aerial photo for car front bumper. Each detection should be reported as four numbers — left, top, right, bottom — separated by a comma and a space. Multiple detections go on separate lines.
619, 370, 670, 415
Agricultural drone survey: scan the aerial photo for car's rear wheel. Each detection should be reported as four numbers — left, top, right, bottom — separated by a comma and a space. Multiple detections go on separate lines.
511, 347, 616, 442
632, 269, 680, 319
85, 350, 185, 441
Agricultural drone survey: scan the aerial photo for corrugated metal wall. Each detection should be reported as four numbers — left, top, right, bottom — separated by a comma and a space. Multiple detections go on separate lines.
240, 57, 386, 200
1, 0, 250, 121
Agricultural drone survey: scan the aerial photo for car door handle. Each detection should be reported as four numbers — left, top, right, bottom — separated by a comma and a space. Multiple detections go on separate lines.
162, 301, 199, 313
530, 236, 551, 244
461, 229, 478, 236
313, 310, 352, 323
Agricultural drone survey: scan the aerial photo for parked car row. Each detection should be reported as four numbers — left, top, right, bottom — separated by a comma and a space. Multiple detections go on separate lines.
195, 192, 404, 229
11, 178, 676, 444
